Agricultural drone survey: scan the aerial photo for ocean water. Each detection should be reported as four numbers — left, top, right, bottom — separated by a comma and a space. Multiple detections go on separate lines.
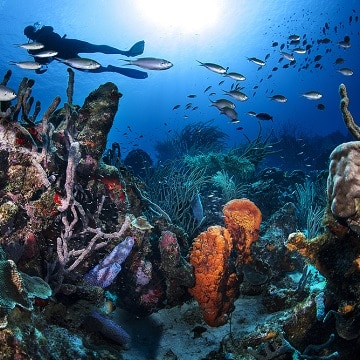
1, 0, 358, 161
1, 1, 360, 358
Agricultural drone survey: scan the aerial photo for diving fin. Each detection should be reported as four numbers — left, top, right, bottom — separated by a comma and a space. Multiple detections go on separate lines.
126, 40, 145, 57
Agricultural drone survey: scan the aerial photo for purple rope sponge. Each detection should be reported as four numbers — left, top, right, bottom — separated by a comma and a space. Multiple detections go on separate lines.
90, 311, 131, 348
83, 236, 134, 288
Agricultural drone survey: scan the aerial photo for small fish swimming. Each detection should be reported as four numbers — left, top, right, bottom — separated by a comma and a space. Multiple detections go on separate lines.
62, 58, 101, 70
172, 104, 181, 110
269, 94, 288, 103
337, 68, 353, 76
204, 85, 212, 93
247, 57, 266, 66
33, 50, 58, 58
16, 42, 44, 50
293, 48, 307, 54
10, 60, 42, 70
191, 192, 204, 224
220, 106, 238, 121
280, 51, 295, 61
225, 72, 246, 81
120, 57, 173, 70
197, 60, 228, 74
247, 111, 257, 117
0, 85, 17, 101
288, 34, 301, 41
209, 98, 236, 110
256, 112, 273, 121
337, 40, 351, 48
334, 57, 344, 65
301, 91, 323, 100
223, 90, 248, 101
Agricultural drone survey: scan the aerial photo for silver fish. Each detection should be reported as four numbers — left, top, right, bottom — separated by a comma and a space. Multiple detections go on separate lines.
223, 90, 248, 101
0, 85, 17, 101
247, 57, 266, 66
16, 42, 44, 50
301, 91, 322, 100
280, 51, 295, 61
269, 94, 288, 103
225, 72, 246, 81
288, 34, 301, 41
209, 98, 236, 110
10, 61, 42, 70
121, 57, 173, 70
293, 47, 306, 54
197, 60, 228, 74
337, 40, 351, 49
247, 111, 257, 117
191, 193, 204, 224
337, 68, 353, 76
33, 50, 58, 58
62, 58, 101, 70
220, 106, 238, 121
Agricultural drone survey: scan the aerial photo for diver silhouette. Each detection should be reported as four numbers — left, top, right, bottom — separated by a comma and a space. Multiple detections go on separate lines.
23, 24, 148, 79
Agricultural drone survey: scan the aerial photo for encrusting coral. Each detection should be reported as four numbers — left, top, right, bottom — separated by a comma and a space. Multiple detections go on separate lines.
189, 198, 262, 327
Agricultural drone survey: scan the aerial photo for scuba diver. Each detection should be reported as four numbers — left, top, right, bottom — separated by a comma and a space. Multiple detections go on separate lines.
23, 23, 148, 79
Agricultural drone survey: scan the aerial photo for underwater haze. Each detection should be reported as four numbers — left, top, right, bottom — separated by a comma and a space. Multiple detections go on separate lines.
1, 0, 359, 161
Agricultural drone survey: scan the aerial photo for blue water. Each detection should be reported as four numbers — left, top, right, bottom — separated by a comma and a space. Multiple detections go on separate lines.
1, 0, 359, 160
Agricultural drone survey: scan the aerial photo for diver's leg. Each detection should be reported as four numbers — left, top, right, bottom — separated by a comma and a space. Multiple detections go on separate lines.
84, 65, 148, 79
68, 39, 145, 57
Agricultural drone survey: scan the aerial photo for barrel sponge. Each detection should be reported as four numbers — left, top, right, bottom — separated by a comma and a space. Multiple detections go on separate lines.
0, 259, 52, 328
327, 141, 360, 220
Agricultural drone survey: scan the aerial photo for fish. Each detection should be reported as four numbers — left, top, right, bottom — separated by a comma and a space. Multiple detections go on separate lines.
204, 85, 212, 93
317, 103, 325, 110
301, 91, 322, 100
196, 60, 228, 74
247, 111, 257, 117
247, 57, 266, 66
191, 193, 204, 224
120, 57, 173, 70
62, 58, 101, 70
280, 51, 295, 61
33, 50, 58, 58
256, 112, 273, 121
187, 94, 197, 98
16, 42, 44, 50
334, 57, 344, 65
337, 68, 353, 76
314, 55, 322, 62
209, 98, 236, 110
269, 94, 288, 103
288, 34, 301, 41
0, 85, 17, 101
220, 106, 238, 121
172, 104, 181, 110
225, 72, 246, 81
293, 48, 306, 54
337, 40, 351, 48
10, 61, 42, 70
223, 90, 248, 101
